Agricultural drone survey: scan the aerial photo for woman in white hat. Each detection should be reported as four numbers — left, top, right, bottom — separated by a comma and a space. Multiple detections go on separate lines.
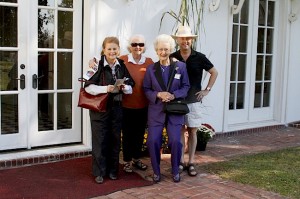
171, 25, 218, 177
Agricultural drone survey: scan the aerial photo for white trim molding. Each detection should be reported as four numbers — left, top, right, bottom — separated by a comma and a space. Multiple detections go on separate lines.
209, 0, 220, 12
231, 0, 245, 15
288, 13, 298, 22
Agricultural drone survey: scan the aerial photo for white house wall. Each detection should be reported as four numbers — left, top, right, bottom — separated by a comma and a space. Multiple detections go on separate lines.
83, 0, 229, 132
285, 0, 300, 124
194, 0, 229, 132
82, 0, 300, 133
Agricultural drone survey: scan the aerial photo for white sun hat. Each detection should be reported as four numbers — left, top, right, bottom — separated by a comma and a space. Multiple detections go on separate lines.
171, 25, 197, 39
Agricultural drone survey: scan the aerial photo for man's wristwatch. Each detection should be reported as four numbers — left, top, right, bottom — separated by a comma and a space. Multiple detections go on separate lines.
205, 87, 211, 91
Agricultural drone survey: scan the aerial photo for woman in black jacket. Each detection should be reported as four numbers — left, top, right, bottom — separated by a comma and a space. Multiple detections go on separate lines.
84, 37, 134, 184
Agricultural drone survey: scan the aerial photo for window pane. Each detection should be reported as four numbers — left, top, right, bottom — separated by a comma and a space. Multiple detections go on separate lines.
238, 55, 246, 81
38, 52, 54, 90
230, 54, 237, 81
239, 26, 248, 52
254, 83, 262, 108
240, 0, 249, 24
1, 95, 18, 134
38, 93, 54, 131
267, 1, 275, 27
265, 56, 272, 80
58, 11, 73, 49
232, 25, 238, 52
57, 52, 72, 89
0, 6, 17, 47
233, 13, 239, 23
58, 0, 73, 8
258, 0, 266, 26
0, 51, 18, 91
233, 0, 239, 23
38, 0, 55, 7
237, 83, 245, 109
266, 28, 273, 54
38, 9, 55, 48
229, 83, 236, 110
0, 0, 17, 3
257, 28, 265, 53
57, 93, 72, 129
256, 55, 263, 81
263, 82, 271, 107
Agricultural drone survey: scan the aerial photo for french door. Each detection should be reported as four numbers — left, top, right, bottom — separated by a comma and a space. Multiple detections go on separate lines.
228, 0, 278, 125
0, 0, 82, 151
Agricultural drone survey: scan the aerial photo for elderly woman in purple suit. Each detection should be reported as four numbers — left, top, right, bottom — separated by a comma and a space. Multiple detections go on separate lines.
143, 34, 190, 183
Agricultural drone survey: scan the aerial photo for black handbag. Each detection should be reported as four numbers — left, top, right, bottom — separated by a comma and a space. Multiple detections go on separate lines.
163, 63, 189, 115
163, 100, 189, 115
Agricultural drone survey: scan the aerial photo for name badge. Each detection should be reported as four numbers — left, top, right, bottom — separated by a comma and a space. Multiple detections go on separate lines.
174, 74, 181, 79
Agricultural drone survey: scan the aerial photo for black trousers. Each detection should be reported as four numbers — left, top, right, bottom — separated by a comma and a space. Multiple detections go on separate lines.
90, 105, 122, 177
122, 107, 148, 162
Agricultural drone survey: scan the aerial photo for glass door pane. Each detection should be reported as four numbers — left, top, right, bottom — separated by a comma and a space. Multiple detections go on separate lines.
0, 2, 18, 136
0, 1, 27, 150
0, 51, 18, 134
1, 94, 18, 134
1, 0, 81, 151
37, 1, 74, 132
254, 0, 275, 108
30, 0, 81, 147
228, 0, 278, 126
229, 0, 249, 111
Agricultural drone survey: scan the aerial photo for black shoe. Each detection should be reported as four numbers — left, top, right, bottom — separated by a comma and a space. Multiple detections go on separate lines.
95, 176, 104, 184
179, 162, 186, 174
132, 159, 148, 171
173, 173, 180, 183
109, 173, 118, 180
187, 163, 198, 177
123, 162, 133, 173
153, 174, 161, 183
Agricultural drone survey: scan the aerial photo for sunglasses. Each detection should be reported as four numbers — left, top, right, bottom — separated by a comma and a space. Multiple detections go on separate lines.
131, 43, 145, 47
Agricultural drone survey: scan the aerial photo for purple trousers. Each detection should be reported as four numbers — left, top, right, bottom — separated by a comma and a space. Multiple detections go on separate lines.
146, 122, 182, 175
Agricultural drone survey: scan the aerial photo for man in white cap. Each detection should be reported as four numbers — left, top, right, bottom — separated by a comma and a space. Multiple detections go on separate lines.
171, 24, 218, 177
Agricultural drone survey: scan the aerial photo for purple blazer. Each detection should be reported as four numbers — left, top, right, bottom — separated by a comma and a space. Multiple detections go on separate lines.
143, 61, 190, 126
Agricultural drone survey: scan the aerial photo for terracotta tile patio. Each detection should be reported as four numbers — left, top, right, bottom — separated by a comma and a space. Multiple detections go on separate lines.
94, 126, 300, 199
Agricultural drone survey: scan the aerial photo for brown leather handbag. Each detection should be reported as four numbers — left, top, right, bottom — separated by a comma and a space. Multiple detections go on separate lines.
77, 68, 108, 112
78, 88, 108, 112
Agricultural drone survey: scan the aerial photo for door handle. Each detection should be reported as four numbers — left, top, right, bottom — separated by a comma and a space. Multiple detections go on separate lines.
32, 74, 44, 89
14, 74, 25, 89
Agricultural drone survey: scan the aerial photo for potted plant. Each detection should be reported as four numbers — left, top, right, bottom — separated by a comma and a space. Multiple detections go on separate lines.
196, 123, 215, 151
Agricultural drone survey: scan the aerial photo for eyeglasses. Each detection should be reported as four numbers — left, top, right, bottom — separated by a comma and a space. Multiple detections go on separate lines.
131, 43, 145, 47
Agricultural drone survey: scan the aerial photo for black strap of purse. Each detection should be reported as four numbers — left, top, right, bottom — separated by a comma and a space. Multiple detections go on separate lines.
165, 62, 187, 103
166, 62, 177, 92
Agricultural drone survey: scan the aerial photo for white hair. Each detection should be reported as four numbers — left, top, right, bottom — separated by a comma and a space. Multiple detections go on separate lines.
153, 34, 176, 52
127, 34, 146, 53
